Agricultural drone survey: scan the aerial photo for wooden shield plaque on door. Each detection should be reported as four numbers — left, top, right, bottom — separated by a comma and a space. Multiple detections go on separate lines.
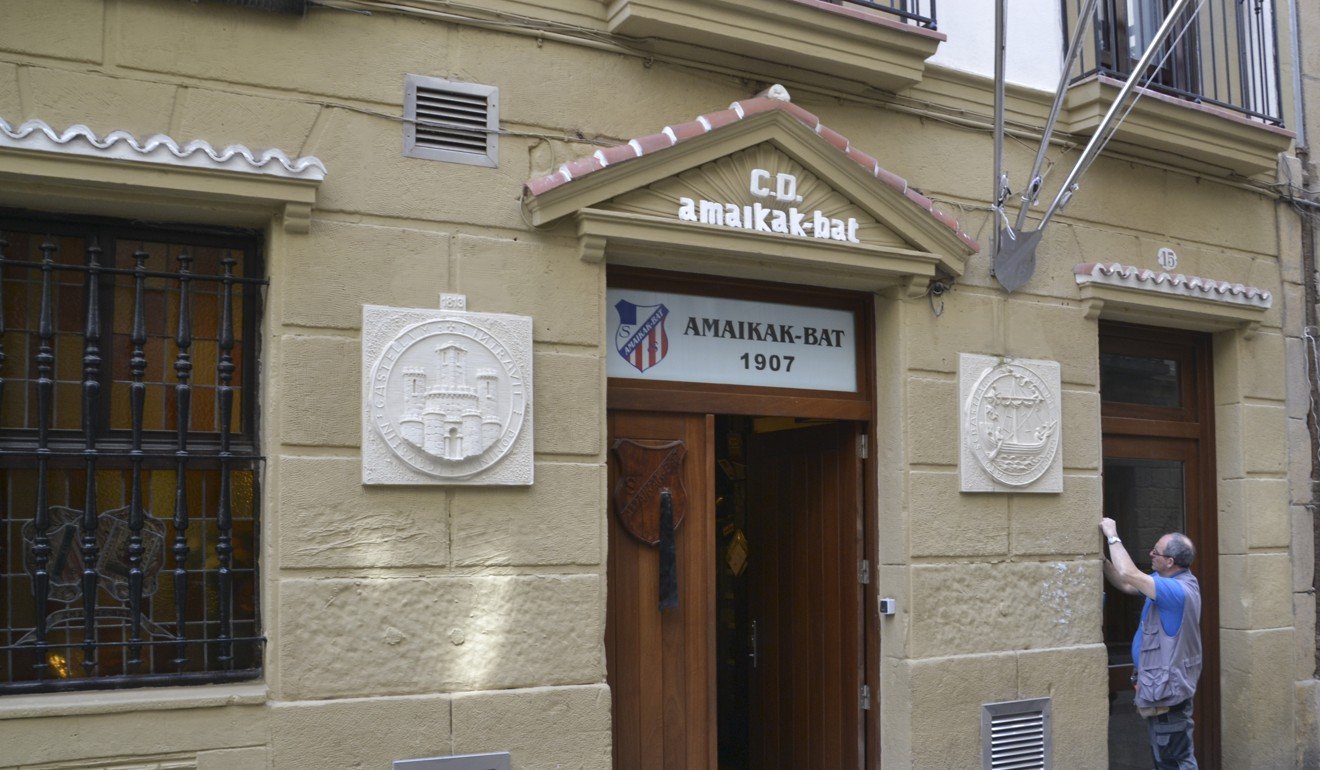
606, 412, 714, 770
610, 438, 688, 545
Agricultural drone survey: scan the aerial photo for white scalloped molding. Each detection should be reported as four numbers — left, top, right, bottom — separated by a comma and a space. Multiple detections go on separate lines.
1074, 261, 1272, 338
0, 116, 325, 233
0, 117, 326, 179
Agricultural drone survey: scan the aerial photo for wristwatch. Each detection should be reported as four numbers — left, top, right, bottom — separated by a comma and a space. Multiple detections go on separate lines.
1106, 535, 1121, 545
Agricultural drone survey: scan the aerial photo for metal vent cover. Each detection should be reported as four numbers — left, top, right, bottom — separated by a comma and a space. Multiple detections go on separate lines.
404, 74, 499, 168
202, 0, 307, 14
394, 752, 510, 770
981, 697, 1051, 770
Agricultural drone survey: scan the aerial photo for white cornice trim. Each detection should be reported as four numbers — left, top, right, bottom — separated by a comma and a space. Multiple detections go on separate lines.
0, 116, 326, 181
1074, 261, 1272, 338
1074, 262, 1272, 308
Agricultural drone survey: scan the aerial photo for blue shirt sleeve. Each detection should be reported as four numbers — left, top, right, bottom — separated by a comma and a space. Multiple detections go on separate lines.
1151, 573, 1186, 637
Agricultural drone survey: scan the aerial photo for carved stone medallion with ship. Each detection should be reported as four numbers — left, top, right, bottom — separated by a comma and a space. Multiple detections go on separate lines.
363, 298, 533, 485
959, 354, 1062, 493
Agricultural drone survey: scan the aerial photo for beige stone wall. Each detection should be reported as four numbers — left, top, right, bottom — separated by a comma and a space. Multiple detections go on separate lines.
0, 1, 613, 767
0, 0, 1309, 768
1290, 0, 1320, 766
862, 90, 1297, 763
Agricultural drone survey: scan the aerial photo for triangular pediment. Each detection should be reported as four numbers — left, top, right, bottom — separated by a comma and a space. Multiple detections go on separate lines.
523, 104, 978, 291
603, 143, 911, 251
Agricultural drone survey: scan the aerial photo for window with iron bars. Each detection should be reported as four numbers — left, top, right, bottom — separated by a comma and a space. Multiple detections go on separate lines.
1064, 0, 1283, 125
0, 211, 264, 693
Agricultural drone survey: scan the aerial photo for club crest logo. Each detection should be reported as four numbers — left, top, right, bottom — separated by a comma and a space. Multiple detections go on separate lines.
614, 299, 670, 373
611, 438, 687, 545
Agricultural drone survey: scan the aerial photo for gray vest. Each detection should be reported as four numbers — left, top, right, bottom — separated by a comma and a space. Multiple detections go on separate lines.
1135, 569, 1202, 709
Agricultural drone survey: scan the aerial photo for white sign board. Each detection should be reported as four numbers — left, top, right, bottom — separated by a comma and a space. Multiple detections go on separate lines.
606, 289, 857, 392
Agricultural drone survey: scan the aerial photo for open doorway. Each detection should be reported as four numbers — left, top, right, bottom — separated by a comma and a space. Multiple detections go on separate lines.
714, 416, 864, 769
606, 411, 867, 770
1099, 322, 1220, 768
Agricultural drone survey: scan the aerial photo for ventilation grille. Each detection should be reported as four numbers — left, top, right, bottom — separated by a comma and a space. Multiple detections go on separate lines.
404, 75, 499, 168
203, 0, 307, 14
393, 752, 510, 770
981, 697, 1051, 770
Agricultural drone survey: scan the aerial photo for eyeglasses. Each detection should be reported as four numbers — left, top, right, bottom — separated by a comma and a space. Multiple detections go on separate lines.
1150, 548, 1170, 559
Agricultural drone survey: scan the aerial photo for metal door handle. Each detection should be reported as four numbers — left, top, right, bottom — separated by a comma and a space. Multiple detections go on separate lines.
749, 619, 758, 669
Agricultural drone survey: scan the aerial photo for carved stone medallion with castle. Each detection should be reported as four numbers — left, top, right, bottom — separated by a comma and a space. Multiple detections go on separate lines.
959, 353, 1062, 493
363, 297, 533, 485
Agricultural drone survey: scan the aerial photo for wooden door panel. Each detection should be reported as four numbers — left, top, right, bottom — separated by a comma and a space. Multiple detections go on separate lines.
1100, 321, 1219, 768
747, 422, 862, 770
606, 411, 714, 770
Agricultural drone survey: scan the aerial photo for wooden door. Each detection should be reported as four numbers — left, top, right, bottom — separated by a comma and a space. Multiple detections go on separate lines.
606, 410, 715, 770
1100, 323, 1219, 768
746, 422, 864, 769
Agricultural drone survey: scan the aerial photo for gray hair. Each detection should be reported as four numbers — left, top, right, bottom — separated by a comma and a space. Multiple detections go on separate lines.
1164, 533, 1195, 568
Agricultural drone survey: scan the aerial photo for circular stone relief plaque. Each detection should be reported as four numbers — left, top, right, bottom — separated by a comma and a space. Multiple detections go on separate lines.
964, 362, 1060, 487
367, 317, 528, 480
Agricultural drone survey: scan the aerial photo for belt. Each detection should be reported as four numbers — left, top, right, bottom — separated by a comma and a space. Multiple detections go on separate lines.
1138, 699, 1190, 720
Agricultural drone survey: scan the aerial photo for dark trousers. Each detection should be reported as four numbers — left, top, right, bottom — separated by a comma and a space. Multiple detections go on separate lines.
1146, 698, 1197, 770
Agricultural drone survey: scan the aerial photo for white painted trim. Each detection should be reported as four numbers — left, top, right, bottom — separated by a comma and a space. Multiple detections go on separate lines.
0, 116, 326, 181
0, 682, 268, 720
1074, 262, 1272, 308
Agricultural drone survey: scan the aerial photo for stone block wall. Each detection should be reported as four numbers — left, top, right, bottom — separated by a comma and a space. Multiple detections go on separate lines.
0, 2, 615, 767
869, 101, 1298, 765
0, 0, 1310, 768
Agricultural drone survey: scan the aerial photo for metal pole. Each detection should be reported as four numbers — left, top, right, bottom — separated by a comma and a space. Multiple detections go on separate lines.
1014, 0, 1101, 231
1037, 0, 1197, 229
1287, 0, 1305, 147
992, 0, 1008, 270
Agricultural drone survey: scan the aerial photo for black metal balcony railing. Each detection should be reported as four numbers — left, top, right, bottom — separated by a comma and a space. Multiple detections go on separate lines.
824, 0, 938, 31
1063, 0, 1283, 126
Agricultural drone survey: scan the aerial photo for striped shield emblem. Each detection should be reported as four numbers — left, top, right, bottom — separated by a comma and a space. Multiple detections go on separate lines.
614, 299, 670, 373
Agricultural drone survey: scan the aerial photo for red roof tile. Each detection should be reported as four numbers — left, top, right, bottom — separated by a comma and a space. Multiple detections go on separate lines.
845, 146, 879, 175
630, 131, 673, 156
875, 166, 907, 193
702, 107, 742, 131
561, 155, 603, 181
524, 85, 979, 253
814, 123, 850, 153
595, 143, 638, 167
666, 119, 707, 143
780, 101, 821, 131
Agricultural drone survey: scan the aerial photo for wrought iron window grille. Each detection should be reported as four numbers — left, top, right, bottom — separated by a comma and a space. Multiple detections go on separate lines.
1062, 0, 1284, 126
0, 211, 265, 693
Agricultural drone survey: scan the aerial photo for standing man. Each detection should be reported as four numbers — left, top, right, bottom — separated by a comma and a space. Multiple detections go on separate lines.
1100, 518, 1202, 769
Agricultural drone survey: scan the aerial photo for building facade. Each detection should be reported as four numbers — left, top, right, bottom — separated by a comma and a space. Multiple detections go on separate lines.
0, 0, 1317, 767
